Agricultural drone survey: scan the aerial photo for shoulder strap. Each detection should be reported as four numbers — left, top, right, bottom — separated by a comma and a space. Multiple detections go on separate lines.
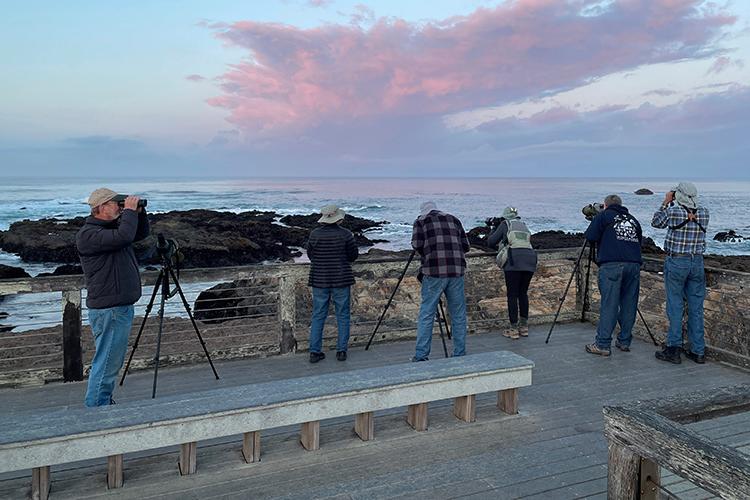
669, 207, 706, 233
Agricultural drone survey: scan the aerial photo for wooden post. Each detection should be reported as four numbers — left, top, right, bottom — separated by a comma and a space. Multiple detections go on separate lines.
453, 395, 476, 423
639, 457, 660, 500
354, 411, 374, 441
178, 442, 197, 475
300, 421, 320, 451
607, 440, 640, 500
31, 466, 50, 500
107, 454, 124, 489
407, 403, 428, 431
498, 388, 518, 415
278, 276, 297, 354
242, 431, 261, 463
62, 289, 83, 382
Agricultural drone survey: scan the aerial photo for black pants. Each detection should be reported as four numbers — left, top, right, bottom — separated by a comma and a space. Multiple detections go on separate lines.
504, 271, 534, 324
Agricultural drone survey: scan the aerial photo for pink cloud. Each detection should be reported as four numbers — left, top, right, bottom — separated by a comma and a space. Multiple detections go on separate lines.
706, 56, 744, 75
207, 0, 735, 133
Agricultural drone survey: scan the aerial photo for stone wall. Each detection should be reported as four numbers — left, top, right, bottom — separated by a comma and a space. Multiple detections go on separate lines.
586, 255, 750, 369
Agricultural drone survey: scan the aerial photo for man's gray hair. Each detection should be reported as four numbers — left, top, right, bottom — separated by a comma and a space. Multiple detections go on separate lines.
604, 194, 622, 207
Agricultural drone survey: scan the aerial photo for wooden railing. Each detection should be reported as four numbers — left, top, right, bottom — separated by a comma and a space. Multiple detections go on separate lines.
604, 385, 750, 499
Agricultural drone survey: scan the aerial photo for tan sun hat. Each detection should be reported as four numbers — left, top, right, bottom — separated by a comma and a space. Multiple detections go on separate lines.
318, 204, 345, 224
87, 187, 121, 208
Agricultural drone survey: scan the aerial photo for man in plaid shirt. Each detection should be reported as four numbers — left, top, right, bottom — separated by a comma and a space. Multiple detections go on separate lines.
651, 182, 710, 365
411, 201, 471, 361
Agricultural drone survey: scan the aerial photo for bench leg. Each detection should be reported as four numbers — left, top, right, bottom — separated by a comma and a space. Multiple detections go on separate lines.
453, 395, 476, 423
107, 454, 124, 489
407, 403, 428, 431
498, 388, 518, 415
179, 442, 197, 475
354, 411, 374, 441
300, 421, 320, 451
242, 431, 261, 463
31, 466, 50, 500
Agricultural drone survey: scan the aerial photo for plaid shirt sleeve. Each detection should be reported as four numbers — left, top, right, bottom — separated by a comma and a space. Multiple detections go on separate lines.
411, 220, 424, 254
652, 207, 669, 228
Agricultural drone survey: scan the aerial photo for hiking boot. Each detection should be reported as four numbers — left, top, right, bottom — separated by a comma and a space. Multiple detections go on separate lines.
411, 356, 428, 362
585, 344, 611, 356
502, 327, 520, 339
684, 350, 706, 364
336, 351, 347, 361
518, 325, 529, 337
655, 346, 681, 364
309, 352, 326, 363
615, 341, 630, 352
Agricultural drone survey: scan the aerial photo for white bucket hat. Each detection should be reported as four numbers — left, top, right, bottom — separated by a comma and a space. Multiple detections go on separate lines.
419, 201, 437, 217
318, 204, 345, 224
502, 206, 519, 219
673, 182, 698, 209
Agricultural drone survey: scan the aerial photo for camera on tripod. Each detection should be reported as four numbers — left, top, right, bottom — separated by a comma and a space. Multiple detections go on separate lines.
156, 234, 183, 267
581, 202, 604, 221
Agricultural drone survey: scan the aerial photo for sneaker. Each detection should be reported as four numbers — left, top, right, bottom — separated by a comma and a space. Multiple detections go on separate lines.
655, 346, 681, 364
615, 341, 630, 352
502, 327, 520, 339
518, 325, 529, 337
336, 351, 347, 361
585, 344, 611, 356
411, 356, 428, 362
109, 397, 117, 405
683, 350, 706, 364
309, 352, 326, 363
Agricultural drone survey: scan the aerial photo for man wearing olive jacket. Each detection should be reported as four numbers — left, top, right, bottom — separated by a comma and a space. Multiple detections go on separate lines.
76, 188, 150, 406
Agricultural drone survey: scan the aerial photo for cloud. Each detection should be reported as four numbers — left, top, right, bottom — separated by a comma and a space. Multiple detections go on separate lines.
186, 74, 206, 82
207, 0, 735, 134
643, 89, 677, 97
307, 0, 332, 8
706, 55, 744, 74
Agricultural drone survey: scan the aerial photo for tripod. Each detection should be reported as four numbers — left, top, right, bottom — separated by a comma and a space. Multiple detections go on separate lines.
365, 250, 450, 358
545, 240, 658, 346
120, 242, 219, 398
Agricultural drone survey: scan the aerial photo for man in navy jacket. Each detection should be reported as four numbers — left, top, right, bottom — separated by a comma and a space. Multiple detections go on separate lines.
583, 194, 642, 356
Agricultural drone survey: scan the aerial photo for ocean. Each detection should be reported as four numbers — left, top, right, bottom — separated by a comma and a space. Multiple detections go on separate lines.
1, 177, 748, 331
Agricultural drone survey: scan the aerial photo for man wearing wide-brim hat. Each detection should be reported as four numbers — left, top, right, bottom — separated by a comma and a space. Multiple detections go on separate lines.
652, 181, 710, 365
306, 204, 358, 363
76, 188, 149, 406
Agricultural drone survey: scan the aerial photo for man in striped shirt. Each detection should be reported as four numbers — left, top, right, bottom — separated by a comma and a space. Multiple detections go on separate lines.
411, 201, 471, 361
651, 182, 710, 365
306, 205, 359, 363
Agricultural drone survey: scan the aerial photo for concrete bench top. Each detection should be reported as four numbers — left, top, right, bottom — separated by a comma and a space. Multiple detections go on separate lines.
0, 351, 532, 446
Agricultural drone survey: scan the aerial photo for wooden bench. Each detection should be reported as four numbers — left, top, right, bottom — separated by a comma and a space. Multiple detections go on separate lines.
0, 350, 533, 499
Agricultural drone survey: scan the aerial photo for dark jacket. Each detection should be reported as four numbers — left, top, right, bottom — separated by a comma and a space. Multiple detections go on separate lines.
76, 209, 150, 309
487, 218, 538, 273
584, 204, 642, 265
306, 224, 358, 288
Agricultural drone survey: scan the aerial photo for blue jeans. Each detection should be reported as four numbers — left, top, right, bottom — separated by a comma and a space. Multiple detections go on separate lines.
664, 255, 706, 355
85, 305, 134, 407
595, 262, 641, 350
415, 276, 467, 360
309, 286, 351, 353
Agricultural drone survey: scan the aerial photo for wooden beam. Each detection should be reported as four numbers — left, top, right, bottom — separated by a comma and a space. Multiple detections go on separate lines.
300, 421, 320, 451
407, 403, 428, 431
31, 466, 50, 500
242, 431, 261, 463
629, 384, 750, 423
107, 454, 123, 489
639, 457, 660, 500
453, 395, 476, 423
62, 289, 83, 382
606, 441, 639, 500
354, 412, 374, 441
498, 388, 518, 415
178, 442, 197, 475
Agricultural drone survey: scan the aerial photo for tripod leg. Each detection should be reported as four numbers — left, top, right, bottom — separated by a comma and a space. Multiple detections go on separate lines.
435, 305, 449, 358
545, 241, 588, 344
168, 267, 220, 380
637, 307, 659, 346
365, 250, 416, 350
438, 298, 452, 340
151, 282, 168, 399
581, 246, 594, 322
120, 271, 162, 386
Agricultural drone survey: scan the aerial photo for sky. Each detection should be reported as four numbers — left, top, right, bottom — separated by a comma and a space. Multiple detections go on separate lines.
1, 0, 749, 178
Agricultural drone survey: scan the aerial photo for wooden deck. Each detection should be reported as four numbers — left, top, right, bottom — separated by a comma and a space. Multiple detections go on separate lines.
1, 323, 748, 499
